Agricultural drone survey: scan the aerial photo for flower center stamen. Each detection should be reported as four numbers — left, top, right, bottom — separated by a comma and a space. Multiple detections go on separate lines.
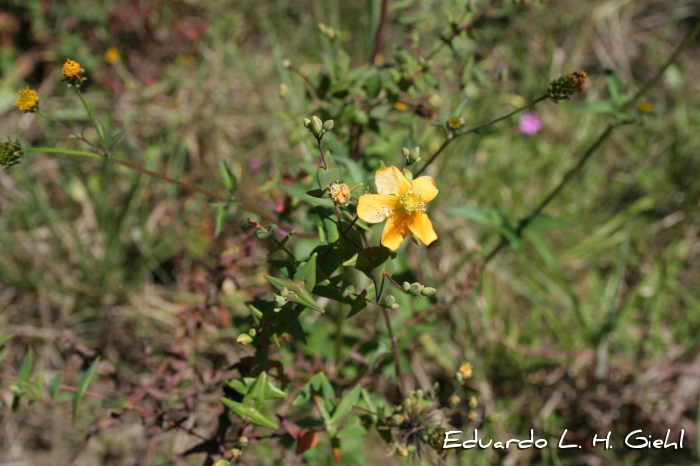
398, 189, 426, 215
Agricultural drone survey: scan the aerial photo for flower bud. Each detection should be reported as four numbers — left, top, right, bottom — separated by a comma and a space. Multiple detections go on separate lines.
467, 411, 478, 421
401, 167, 413, 183
402, 282, 411, 292
274, 295, 287, 307
547, 70, 587, 102
469, 396, 478, 409
458, 362, 473, 380
323, 119, 334, 131
447, 116, 464, 130
448, 394, 461, 407
382, 295, 395, 308
236, 334, 253, 345
408, 282, 423, 296
390, 414, 404, 426
279, 83, 288, 98
395, 445, 409, 457
402, 147, 410, 157
329, 182, 351, 205
311, 116, 323, 135
390, 303, 400, 310
238, 436, 249, 447
248, 328, 257, 337
212, 460, 230, 466
230, 448, 242, 458
420, 287, 436, 297
303, 118, 312, 128
282, 59, 291, 69
0, 138, 25, 169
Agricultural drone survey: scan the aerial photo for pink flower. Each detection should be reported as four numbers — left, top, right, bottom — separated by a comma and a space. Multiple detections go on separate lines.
519, 113, 542, 136
249, 158, 262, 173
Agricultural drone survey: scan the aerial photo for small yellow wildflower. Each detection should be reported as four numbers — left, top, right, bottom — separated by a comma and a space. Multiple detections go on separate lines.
104, 47, 120, 64
15, 87, 39, 112
62, 58, 83, 80
357, 166, 438, 251
392, 101, 408, 112
638, 101, 652, 113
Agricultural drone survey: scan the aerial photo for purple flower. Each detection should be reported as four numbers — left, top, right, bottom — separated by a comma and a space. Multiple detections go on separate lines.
519, 113, 542, 136
249, 158, 262, 173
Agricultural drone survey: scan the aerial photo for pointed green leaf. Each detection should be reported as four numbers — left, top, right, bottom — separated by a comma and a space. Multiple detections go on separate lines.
17, 347, 34, 383
49, 374, 62, 400
219, 159, 238, 192
337, 416, 367, 438
0, 334, 14, 346
329, 385, 361, 427
94, 118, 107, 145
221, 398, 279, 429
521, 214, 572, 232
73, 357, 100, 425
316, 152, 339, 190
293, 253, 317, 292
315, 396, 335, 435
215, 204, 227, 238
243, 371, 268, 411
108, 130, 126, 150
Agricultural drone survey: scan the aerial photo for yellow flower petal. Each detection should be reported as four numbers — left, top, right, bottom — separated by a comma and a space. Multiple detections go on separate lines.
357, 194, 398, 223
411, 176, 438, 203
409, 212, 437, 246
375, 166, 411, 196
381, 213, 412, 251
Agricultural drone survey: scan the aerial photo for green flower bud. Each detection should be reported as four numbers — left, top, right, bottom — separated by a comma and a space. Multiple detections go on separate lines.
402, 147, 410, 157
311, 116, 323, 135
402, 282, 411, 292
382, 295, 395, 307
408, 282, 423, 296
469, 396, 478, 409
0, 138, 24, 169
280, 287, 289, 297
248, 328, 257, 337
448, 394, 461, 407
390, 303, 400, 310
323, 119, 334, 131
395, 445, 408, 457
402, 167, 413, 183
409, 147, 421, 163
273, 307, 282, 313
274, 295, 287, 307
238, 436, 249, 447
212, 460, 230, 466
420, 287, 436, 297
390, 414, 404, 426
547, 70, 587, 102
303, 118, 312, 128
237, 334, 253, 345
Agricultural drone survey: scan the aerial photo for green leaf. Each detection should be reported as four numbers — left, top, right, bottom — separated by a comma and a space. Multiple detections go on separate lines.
499, 227, 522, 250
293, 253, 317, 292
315, 396, 335, 435
255, 224, 278, 239
219, 159, 238, 192
346, 289, 368, 319
604, 69, 622, 103
370, 254, 394, 303
521, 214, 572, 232
108, 130, 126, 150
73, 357, 100, 425
102, 398, 128, 409
94, 118, 107, 145
28, 372, 44, 402
221, 398, 279, 429
305, 189, 327, 198
445, 206, 503, 227
0, 334, 14, 346
342, 247, 393, 273
455, 97, 470, 116
264, 276, 325, 313
329, 385, 361, 427
215, 204, 227, 238
243, 371, 268, 410
316, 151, 340, 190
17, 347, 34, 383
49, 374, 62, 400
337, 416, 367, 438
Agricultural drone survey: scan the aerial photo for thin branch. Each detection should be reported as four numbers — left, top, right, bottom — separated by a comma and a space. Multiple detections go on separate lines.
370, 0, 390, 64
381, 307, 407, 397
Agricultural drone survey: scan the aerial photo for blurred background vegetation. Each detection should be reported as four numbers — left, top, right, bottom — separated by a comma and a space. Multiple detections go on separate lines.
1, 0, 699, 464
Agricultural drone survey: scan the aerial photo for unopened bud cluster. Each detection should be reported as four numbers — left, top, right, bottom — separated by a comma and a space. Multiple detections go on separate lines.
402, 147, 421, 166
402, 281, 436, 298
0, 138, 25, 169
547, 70, 587, 102
303, 116, 334, 139
317, 23, 337, 40
272, 287, 290, 312
382, 295, 400, 310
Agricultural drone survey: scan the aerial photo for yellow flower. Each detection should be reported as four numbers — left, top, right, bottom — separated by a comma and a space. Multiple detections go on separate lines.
62, 59, 82, 79
15, 87, 39, 112
357, 166, 438, 251
104, 47, 120, 64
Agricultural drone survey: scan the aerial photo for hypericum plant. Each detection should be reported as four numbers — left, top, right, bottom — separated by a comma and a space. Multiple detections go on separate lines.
3, 5, 697, 463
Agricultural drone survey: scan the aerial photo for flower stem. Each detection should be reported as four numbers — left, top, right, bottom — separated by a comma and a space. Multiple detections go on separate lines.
75, 88, 108, 156
37, 110, 105, 155
415, 94, 548, 176
25, 147, 315, 238
381, 306, 407, 397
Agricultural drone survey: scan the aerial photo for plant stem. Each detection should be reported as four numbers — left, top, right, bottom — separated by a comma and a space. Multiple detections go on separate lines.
370, 0, 390, 64
381, 306, 407, 397
317, 138, 328, 170
37, 110, 105, 155
75, 87, 108, 155
415, 94, 548, 176
26, 147, 315, 238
